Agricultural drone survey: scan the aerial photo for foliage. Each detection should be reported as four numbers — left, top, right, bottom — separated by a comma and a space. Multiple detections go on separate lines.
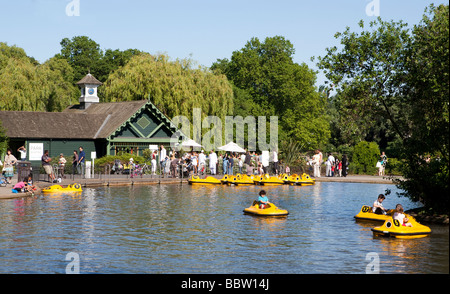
102, 53, 234, 122
394, 4, 449, 213
279, 137, 304, 167
212, 36, 330, 150
93, 153, 146, 172
316, 4, 449, 212
56, 36, 142, 84
0, 43, 78, 112
350, 141, 380, 174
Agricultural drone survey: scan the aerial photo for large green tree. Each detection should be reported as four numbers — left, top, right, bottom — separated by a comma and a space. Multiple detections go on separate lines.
317, 5, 449, 212
56, 36, 142, 84
212, 36, 330, 150
394, 4, 449, 213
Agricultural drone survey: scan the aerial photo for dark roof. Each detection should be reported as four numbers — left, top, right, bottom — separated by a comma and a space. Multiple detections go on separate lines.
0, 111, 107, 139
0, 100, 181, 140
63, 100, 148, 138
76, 73, 102, 86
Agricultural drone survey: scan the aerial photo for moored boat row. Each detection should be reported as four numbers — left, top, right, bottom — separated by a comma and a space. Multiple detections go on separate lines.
188, 173, 315, 186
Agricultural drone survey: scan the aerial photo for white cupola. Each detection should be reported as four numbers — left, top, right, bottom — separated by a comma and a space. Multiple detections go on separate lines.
76, 73, 102, 109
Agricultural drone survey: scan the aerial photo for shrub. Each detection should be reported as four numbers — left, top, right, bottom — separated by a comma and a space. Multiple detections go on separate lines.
351, 141, 380, 174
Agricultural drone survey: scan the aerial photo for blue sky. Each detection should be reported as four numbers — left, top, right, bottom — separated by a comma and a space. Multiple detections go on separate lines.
1, 0, 448, 87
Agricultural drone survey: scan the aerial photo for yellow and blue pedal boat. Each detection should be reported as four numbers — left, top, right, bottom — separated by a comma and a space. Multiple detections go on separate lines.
243, 200, 289, 217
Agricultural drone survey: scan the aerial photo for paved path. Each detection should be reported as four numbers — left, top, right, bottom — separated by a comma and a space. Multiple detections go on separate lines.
0, 173, 401, 200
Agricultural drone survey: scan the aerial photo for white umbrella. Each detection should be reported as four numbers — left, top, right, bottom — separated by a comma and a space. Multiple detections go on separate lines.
181, 138, 202, 148
217, 141, 246, 153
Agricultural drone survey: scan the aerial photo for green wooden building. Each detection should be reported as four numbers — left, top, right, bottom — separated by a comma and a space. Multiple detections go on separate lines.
0, 73, 185, 163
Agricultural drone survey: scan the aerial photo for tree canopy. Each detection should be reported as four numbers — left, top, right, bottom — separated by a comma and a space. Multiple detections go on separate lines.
212, 36, 330, 150
102, 53, 234, 121
0, 42, 78, 112
316, 4, 449, 212
55, 36, 142, 84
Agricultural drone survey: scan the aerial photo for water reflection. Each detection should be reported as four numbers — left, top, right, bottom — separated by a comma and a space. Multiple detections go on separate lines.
0, 182, 448, 274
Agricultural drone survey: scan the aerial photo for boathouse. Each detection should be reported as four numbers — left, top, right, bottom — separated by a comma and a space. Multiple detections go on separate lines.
0, 73, 185, 162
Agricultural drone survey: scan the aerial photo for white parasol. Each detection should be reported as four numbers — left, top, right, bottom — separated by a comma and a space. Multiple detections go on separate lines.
217, 142, 246, 153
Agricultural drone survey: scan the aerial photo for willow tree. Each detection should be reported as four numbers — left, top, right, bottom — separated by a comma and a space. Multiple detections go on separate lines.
101, 53, 234, 121
0, 42, 78, 112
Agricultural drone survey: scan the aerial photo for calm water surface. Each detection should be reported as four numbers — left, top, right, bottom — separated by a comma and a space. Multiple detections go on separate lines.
0, 182, 448, 274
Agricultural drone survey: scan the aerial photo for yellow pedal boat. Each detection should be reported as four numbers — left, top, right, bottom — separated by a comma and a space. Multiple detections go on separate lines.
243, 200, 289, 217
227, 174, 255, 186
298, 173, 315, 185
354, 205, 395, 222
281, 173, 303, 185
42, 183, 82, 193
188, 175, 222, 185
259, 174, 285, 185
219, 174, 231, 184
252, 175, 265, 185
371, 217, 431, 239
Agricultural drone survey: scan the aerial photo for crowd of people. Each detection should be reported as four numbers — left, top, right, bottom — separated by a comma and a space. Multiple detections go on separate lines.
160, 150, 280, 177
40, 146, 86, 183
1, 144, 390, 184
309, 149, 349, 178
157, 149, 281, 179
0, 146, 87, 185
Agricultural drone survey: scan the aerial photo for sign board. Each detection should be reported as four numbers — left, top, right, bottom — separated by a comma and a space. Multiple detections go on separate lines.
29, 143, 44, 161
149, 145, 158, 150
91, 152, 97, 159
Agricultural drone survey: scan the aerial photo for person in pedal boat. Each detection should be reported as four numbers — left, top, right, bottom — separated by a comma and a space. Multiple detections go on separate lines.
373, 194, 388, 215
258, 190, 269, 209
393, 204, 413, 227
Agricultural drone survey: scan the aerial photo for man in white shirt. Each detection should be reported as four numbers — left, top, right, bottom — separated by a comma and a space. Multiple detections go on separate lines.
209, 150, 218, 175
198, 150, 207, 174
160, 145, 167, 172
18, 146, 27, 161
326, 153, 335, 177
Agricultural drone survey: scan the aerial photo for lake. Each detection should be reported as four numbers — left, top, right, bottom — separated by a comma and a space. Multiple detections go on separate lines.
0, 182, 448, 274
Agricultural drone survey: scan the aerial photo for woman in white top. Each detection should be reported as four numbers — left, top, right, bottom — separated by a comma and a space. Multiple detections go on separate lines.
312, 150, 321, 178
3, 149, 17, 184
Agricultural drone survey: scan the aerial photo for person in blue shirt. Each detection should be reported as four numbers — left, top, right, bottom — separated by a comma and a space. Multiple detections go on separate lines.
258, 190, 269, 209
222, 154, 228, 175
78, 146, 86, 177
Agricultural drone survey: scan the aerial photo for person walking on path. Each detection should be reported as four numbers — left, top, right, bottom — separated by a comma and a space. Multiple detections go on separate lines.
72, 150, 79, 175
380, 152, 388, 176
78, 147, 85, 177
342, 154, 349, 177
41, 150, 56, 183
